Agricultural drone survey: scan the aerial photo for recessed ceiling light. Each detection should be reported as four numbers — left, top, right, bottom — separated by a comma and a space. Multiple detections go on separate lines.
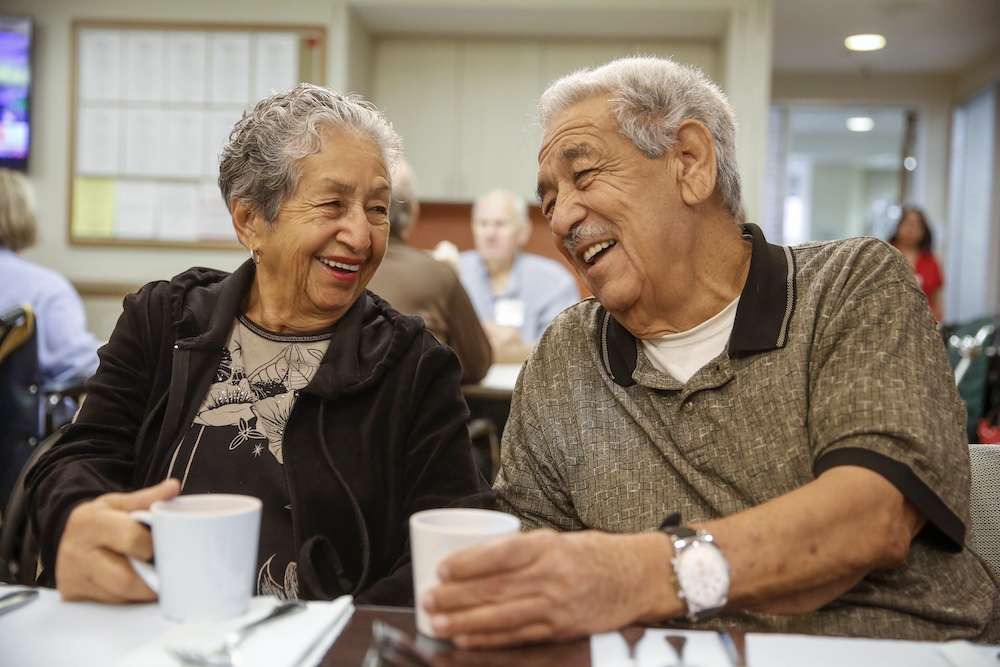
847, 117, 874, 132
845, 34, 886, 51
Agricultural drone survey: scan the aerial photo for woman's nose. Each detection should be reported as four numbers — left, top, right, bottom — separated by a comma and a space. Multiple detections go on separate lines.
338, 205, 373, 250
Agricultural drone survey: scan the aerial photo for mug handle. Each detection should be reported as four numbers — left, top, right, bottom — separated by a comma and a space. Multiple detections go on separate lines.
127, 509, 160, 593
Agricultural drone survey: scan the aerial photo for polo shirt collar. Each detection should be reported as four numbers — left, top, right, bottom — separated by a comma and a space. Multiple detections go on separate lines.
599, 223, 796, 387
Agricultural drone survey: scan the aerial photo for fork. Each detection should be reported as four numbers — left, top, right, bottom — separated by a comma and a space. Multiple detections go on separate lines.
719, 628, 748, 667
168, 600, 307, 667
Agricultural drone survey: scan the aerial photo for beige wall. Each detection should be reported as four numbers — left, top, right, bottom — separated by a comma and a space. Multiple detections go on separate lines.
12, 0, 773, 340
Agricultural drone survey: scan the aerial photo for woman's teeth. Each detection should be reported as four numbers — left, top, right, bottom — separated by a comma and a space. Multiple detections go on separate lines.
320, 258, 359, 272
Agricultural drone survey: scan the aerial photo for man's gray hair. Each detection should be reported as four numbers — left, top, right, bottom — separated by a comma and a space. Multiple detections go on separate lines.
219, 83, 403, 224
537, 55, 742, 219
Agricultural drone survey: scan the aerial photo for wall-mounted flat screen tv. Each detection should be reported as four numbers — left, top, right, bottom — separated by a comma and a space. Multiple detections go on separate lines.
0, 15, 32, 171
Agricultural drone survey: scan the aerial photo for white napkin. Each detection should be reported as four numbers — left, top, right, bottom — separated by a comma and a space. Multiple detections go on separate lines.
938, 639, 1000, 667
117, 595, 354, 667
590, 628, 998, 667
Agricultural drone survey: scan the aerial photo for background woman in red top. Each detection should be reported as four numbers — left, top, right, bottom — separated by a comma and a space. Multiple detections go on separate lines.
890, 206, 944, 321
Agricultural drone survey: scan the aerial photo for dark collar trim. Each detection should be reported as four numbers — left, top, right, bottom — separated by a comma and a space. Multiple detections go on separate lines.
599, 308, 638, 387
729, 224, 796, 356
599, 223, 795, 386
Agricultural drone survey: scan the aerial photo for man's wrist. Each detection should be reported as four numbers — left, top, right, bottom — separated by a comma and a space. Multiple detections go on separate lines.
636, 531, 687, 622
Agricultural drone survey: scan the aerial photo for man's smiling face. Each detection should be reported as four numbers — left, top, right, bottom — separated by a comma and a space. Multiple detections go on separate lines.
537, 95, 689, 325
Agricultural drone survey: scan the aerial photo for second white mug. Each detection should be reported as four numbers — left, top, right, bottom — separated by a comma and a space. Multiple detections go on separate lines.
409, 508, 521, 637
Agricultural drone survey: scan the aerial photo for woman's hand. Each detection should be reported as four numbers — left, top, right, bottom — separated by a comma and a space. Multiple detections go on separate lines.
54, 478, 180, 603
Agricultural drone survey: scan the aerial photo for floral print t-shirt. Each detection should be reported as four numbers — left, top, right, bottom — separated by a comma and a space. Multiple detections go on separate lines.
167, 314, 331, 601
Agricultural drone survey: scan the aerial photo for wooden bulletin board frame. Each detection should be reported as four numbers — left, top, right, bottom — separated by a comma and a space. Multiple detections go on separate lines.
67, 20, 326, 249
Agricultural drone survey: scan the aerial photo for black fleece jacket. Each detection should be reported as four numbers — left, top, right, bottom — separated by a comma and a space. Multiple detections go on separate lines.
25, 260, 493, 604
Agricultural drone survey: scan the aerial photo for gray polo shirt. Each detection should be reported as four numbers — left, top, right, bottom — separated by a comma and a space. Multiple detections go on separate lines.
495, 224, 1000, 642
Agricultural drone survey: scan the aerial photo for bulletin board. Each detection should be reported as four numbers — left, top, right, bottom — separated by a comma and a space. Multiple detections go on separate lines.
68, 20, 326, 248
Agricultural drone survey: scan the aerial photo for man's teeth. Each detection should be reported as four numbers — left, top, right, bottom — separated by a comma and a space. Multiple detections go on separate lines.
320, 258, 359, 272
583, 241, 615, 264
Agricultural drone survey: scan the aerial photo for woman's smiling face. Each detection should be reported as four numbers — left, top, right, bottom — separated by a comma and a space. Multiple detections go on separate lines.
250, 129, 391, 331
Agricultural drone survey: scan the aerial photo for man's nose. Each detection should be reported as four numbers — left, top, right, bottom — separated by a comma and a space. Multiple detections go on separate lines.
549, 192, 583, 240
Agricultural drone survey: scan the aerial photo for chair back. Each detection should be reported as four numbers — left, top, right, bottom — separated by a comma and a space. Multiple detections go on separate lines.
968, 443, 1000, 574
0, 305, 44, 511
0, 425, 66, 584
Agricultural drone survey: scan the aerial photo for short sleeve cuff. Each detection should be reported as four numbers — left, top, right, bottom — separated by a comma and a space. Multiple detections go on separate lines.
814, 447, 965, 551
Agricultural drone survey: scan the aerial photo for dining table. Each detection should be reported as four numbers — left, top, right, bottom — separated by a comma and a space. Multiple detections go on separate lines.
322, 604, 1000, 667
3, 584, 1000, 667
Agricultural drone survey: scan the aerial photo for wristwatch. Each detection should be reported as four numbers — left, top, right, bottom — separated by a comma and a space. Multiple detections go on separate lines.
660, 524, 730, 622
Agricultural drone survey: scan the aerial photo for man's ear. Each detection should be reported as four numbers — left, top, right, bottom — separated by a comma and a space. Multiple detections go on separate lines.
673, 119, 718, 207
230, 199, 260, 250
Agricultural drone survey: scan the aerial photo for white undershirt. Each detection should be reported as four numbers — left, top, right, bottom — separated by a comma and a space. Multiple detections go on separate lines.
641, 297, 740, 384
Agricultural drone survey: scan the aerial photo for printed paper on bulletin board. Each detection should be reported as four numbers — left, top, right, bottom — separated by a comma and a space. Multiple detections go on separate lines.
68, 20, 326, 248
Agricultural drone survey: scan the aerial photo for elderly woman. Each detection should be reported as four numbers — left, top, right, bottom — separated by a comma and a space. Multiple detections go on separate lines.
24, 84, 491, 605
0, 168, 100, 386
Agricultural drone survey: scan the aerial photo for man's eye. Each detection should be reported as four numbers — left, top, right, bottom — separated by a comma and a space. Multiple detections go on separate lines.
370, 205, 388, 215
542, 198, 556, 220
325, 200, 343, 209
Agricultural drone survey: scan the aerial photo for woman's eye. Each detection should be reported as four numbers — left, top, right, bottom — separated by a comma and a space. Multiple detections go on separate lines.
370, 205, 388, 215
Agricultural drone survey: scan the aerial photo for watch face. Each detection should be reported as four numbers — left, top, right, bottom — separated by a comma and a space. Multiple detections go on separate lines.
675, 542, 730, 609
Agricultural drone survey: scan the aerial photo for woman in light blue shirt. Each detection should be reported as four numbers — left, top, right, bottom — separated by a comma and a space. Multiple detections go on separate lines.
0, 168, 100, 385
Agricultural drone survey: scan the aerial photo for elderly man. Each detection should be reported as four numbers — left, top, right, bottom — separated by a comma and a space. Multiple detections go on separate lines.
367, 160, 491, 384
422, 56, 1000, 646
455, 189, 580, 363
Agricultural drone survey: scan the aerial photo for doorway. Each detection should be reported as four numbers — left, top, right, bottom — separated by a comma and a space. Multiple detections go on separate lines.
764, 105, 913, 246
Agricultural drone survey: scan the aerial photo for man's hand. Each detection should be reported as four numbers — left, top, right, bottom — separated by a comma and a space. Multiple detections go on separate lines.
432, 241, 461, 273
421, 528, 678, 648
54, 478, 181, 603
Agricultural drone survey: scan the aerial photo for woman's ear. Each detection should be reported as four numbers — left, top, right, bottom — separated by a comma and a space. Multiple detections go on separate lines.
673, 119, 719, 207
230, 199, 259, 250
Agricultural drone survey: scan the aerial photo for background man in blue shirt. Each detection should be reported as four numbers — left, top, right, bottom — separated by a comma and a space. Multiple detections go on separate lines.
455, 189, 579, 362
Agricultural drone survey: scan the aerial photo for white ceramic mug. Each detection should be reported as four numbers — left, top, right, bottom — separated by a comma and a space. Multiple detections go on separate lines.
129, 493, 262, 623
409, 508, 521, 637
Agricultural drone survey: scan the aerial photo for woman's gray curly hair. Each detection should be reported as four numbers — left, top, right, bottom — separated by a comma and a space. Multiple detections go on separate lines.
219, 83, 403, 224
537, 55, 742, 219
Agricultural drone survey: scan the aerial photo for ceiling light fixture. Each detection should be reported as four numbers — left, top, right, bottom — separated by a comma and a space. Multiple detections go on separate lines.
845, 34, 886, 51
846, 117, 874, 132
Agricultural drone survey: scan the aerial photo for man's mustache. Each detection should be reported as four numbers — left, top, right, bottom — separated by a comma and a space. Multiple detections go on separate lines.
563, 224, 613, 256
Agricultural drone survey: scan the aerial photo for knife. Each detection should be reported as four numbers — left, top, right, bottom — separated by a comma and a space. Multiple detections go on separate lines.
0, 589, 39, 616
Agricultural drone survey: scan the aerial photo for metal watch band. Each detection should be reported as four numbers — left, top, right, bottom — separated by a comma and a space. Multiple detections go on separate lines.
658, 524, 729, 622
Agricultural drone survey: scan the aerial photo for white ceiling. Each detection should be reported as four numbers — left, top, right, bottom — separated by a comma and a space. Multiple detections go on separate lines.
772, 0, 1000, 76
353, 0, 1000, 77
